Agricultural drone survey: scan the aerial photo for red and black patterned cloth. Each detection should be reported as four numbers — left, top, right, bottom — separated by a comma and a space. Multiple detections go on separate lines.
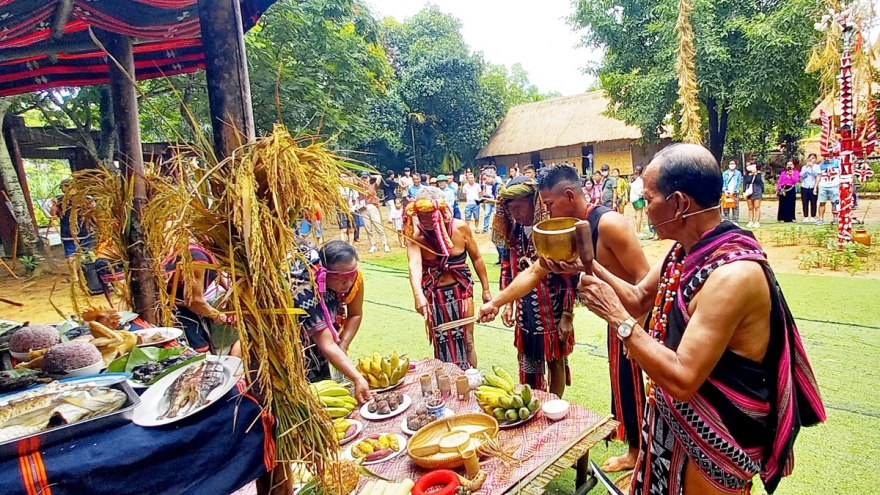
0, 0, 276, 97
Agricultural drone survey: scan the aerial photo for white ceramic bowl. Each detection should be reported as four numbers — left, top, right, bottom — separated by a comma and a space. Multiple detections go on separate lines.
542, 399, 570, 421
50, 360, 104, 379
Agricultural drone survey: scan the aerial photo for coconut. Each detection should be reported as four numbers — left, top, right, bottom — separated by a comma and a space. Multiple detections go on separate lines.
41, 342, 102, 374
9, 325, 62, 353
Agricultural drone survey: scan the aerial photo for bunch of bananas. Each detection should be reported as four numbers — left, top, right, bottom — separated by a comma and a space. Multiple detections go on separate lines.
309, 380, 358, 418
476, 365, 541, 422
356, 351, 410, 389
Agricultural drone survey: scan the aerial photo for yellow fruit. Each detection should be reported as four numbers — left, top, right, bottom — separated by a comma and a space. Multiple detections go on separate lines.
378, 372, 391, 388
378, 434, 390, 449
388, 435, 400, 452
484, 373, 514, 393
390, 351, 399, 372
326, 407, 350, 418
369, 360, 382, 378
366, 374, 381, 388
321, 396, 347, 408
381, 358, 392, 377
389, 366, 404, 384
493, 366, 517, 388
357, 441, 374, 455
357, 360, 370, 375
318, 386, 350, 397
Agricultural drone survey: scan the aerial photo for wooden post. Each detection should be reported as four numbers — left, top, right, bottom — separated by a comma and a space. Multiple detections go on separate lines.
197, 0, 255, 160
2, 117, 38, 234
197, 4, 282, 494
100, 31, 161, 325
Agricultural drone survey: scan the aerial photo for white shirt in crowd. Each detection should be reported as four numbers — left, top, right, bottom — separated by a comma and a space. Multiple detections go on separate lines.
462, 182, 482, 204
630, 176, 644, 203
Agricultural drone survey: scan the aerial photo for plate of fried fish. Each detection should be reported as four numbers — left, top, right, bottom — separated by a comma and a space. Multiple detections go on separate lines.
133, 355, 242, 427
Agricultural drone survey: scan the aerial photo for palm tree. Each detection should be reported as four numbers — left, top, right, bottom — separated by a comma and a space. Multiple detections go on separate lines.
407, 110, 426, 173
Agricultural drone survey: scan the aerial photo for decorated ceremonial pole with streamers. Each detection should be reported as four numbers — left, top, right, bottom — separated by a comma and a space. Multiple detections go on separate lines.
837, 21, 856, 250
812, 1, 877, 250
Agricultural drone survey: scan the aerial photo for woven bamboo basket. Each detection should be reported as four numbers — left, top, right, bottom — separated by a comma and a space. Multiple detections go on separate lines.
406, 413, 499, 469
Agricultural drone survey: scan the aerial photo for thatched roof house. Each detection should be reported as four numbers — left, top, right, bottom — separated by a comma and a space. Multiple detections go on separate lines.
477, 90, 670, 175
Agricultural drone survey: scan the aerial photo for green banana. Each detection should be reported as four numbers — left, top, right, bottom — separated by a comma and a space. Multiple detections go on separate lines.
493, 408, 507, 420
378, 372, 391, 388
504, 409, 519, 421
318, 386, 350, 397
325, 407, 351, 418
527, 398, 540, 412
520, 384, 532, 405
320, 396, 348, 408
483, 374, 514, 393
390, 351, 399, 372
312, 380, 343, 394
493, 366, 517, 388
518, 407, 531, 420
511, 396, 524, 409
477, 385, 508, 395
499, 396, 515, 409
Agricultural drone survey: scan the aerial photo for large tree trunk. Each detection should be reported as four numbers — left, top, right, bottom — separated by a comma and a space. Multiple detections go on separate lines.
97, 85, 117, 170
706, 96, 729, 163
0, 99, 40, 257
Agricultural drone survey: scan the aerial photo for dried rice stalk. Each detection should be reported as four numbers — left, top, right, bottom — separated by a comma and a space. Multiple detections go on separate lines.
142, 124, 361, 488
675, 0, 701, 144
477, 433, 531, 467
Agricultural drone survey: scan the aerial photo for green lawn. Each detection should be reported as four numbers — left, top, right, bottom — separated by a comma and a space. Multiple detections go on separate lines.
346, 249, 880, 494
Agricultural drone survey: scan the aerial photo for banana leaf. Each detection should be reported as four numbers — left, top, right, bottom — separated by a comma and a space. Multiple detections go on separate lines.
107, 346, 187, 373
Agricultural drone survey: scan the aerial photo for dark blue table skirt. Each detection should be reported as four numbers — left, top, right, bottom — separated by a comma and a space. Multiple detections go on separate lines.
1, 385, 272, 495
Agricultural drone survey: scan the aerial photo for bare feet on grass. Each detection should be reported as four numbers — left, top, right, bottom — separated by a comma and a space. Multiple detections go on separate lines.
601, 446, 638, 472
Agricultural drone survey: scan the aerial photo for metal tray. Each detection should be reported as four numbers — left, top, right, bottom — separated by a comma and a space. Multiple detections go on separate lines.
0, 377, 141, 461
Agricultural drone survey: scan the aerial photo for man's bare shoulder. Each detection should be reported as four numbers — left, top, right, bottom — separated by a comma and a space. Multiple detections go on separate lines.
694, 260, 770, 308
597, 211, 636, 239
452, 219, 471, 234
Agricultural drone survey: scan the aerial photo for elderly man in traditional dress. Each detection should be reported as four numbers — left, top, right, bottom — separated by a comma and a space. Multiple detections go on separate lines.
487, 176, 577, 397
552, 144, 826, 494
406, 187, 491, 369
479, 165, 649, 472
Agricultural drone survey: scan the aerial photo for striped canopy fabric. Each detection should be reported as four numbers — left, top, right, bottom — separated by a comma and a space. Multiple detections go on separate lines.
0, 0, 276, 97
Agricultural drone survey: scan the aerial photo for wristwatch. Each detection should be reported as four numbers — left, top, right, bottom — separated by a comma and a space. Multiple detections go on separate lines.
617, 317, 638, 339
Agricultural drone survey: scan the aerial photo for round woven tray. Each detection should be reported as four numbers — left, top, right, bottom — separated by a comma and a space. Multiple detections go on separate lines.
406, 412, 499, 469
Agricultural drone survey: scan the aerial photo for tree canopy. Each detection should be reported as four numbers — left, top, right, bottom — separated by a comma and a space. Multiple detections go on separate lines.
10, 1, 555, 176
570, 0, 822, 161
354, 5, 557, 173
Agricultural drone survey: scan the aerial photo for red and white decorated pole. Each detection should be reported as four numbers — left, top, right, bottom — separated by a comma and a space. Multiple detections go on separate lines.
836, 18, 856, 250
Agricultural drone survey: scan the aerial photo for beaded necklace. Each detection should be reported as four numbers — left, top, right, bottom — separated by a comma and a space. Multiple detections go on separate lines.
645, 243, 685, 404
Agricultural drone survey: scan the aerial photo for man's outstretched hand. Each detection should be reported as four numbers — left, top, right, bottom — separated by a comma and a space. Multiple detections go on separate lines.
478, 301, 500, 323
